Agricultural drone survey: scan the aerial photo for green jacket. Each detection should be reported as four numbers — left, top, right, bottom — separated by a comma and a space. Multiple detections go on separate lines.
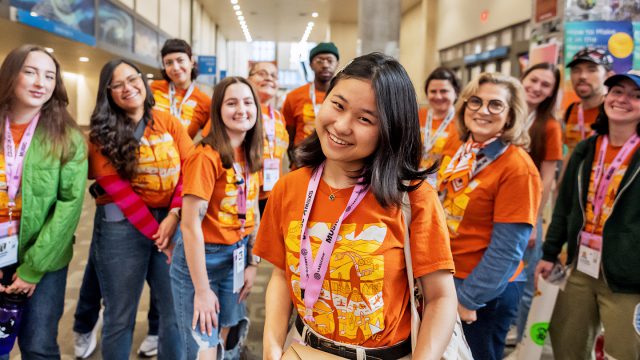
542, 135, 640, 294
16, 128, 88, 284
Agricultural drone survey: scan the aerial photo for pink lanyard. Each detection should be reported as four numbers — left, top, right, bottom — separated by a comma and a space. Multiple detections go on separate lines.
264, 105, 276, 158
4, 115, 39, 216
590, 134, 640, 228
232, 162, 249, 231
577, 104, 586, 140
299, 162, 369, 322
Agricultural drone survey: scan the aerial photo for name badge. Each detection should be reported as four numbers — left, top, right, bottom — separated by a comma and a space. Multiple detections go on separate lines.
233, 245, 245, 293
576, 231, 602, 279
0, 222, 19, 269
262, 158, 280, 192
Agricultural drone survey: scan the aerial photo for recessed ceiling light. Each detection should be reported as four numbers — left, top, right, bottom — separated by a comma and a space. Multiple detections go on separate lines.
235, 10, 242, 15
238, 15, 244, 20
146, 73, 154, 79
79, 57, 89, 62
44, 47, 54, 53
308, 21, 314, 26
312, 12, 319, 18
233, 5, 240, 10
230, 0, 238, 4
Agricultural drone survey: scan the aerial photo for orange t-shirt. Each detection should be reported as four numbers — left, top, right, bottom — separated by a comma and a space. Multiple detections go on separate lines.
0, 122, 33, 223
564, 103, 600, 153
542, 118, 563, 161
254, 168, 454, 347
260, 104, 289, 200
418, 107, 458, 169
150, 80, 211, 139
438, 142, 542, 278
584, 136, 640, 235
281, 83, 325, 146
182, 145, 260, 244
89, 110, 194, 208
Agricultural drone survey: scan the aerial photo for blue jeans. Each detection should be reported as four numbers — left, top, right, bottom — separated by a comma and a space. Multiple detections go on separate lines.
92, 206, 181, 360
73, 246, 159, 335
170, 236, 248, 360
461, 281, 524, 360
515, 218, 543, 341
0, 266, 67, 360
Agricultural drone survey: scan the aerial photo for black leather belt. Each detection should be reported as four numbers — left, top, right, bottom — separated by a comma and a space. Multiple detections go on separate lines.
295, 316, 411, 360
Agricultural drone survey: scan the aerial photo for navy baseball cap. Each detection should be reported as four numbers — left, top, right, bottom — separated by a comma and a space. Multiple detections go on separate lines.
604, 71, 640, 90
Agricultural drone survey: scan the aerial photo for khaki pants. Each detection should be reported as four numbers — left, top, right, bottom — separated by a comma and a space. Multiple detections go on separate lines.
549, 269, 640, 359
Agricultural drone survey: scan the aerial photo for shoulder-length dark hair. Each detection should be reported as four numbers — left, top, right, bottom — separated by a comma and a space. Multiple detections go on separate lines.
521, 62, 560, 169
200, 76, 263, 173
0, 45, 80, 162
89, 59, 155, 180
296, 52, 431, 208
424, 66, 461, 98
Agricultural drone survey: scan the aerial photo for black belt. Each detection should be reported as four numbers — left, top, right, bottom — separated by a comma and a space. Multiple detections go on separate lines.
295, 316, 411, 360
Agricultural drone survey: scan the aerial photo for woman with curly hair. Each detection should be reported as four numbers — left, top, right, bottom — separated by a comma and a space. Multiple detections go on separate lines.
86, 59, 192, 359
0, 44, 87, 359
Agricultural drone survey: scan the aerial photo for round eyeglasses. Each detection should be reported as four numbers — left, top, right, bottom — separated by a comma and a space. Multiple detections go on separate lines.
464, 95, 508, 115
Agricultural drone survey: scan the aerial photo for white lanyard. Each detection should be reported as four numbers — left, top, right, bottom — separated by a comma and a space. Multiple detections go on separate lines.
169, 82, 195, 120
526, 110, 536, 131
424, 108, 455, 152
309, 82, 320, 118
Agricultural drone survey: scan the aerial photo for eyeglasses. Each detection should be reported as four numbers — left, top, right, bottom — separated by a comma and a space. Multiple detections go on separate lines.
249, 69, 278, 80
108, 73, 143, 92
464, 95, 508, 115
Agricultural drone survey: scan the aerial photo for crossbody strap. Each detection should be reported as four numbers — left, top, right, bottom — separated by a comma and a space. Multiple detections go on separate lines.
401, 192, 420, 351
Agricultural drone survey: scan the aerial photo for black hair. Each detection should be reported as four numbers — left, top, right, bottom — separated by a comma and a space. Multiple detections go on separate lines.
296, 52, 433, 208
89, 59, 155, 179
160, 38, 198, 82
424, 67, 461, 97
592, 104, 640, 136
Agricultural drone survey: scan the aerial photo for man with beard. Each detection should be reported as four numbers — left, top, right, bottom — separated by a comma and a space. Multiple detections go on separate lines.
282, 42, 339, 167
563, 47, 613, 153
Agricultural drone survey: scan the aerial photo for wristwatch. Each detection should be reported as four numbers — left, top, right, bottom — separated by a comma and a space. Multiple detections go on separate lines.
249, 255, 261, 266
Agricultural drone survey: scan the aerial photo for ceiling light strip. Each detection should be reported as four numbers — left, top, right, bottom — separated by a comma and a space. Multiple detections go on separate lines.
231, 0, 251, 42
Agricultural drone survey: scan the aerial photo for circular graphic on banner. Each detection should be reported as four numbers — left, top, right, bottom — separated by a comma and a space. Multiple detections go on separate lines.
577, 0, 597, 10
530, 322, 550, 346
608, 32, 634, 59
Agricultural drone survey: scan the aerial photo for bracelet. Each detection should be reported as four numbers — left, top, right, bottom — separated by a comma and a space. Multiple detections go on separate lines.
169, 207, 181, 220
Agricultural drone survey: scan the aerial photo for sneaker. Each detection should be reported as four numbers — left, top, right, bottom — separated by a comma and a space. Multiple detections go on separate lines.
138, 335, 159, 357
505, 325, 518, 347
74, 330, 97, 359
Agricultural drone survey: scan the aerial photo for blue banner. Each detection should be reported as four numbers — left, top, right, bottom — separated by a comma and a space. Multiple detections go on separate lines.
198, 56, 217, 75
565, 21, 634, 74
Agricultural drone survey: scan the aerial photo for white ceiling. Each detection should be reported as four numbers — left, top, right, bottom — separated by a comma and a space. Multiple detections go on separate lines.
201, 0, 421, 42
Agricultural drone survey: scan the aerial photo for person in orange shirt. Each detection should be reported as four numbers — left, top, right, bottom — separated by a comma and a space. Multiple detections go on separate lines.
170, 77, 262, 360
282, 42, 339, 167
84, 59, 193, 360
511, 62, 563, 345
438, 72, 542, 360
151, 39, 210, 139
256, 53, 457, 360
418, 67, 460, 170
247, 62, 289, 213
0, 45, 87, 359
563, 47, 613, 154
536, 72, 640, 360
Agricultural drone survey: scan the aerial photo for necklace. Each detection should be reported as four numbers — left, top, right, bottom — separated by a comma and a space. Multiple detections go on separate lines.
327, 184, 342, 201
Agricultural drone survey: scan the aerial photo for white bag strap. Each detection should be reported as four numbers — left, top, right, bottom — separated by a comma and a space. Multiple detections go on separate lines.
401, 192, 420, 352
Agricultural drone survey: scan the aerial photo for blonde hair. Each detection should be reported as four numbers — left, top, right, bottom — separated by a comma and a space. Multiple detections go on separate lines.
454, 72, 530, 149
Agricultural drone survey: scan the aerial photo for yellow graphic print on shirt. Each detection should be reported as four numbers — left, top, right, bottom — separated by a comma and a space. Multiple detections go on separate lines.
218, 167, 259, 225
584, 162, 628, 235
133, 133, 181, 194
420, 127, 450, 170
301, 103, 317, 138
153, 89, 198, 128
0, 154, 22, 222
262, 113, 288, 160
437, 155, 481, 236
285, 221, 387, 344
564, 124, 589, 152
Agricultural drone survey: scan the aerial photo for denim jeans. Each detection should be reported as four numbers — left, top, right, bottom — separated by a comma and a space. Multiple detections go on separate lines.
73, 246, 160, 335
461, 281, 524, 360
170, 236, 248, 360
515, 218, 543, 341
92, 205, 181, 360
0, 266, 67, 360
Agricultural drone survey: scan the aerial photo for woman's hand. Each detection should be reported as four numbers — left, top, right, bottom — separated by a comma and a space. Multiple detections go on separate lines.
153, 212, 179, 250
457, 302, 477, 324
6, 274, 37, 297
239, 265, 257, 302
193, 288, 220, 337
527, 224, 537, 248
534, 259, 555, 290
